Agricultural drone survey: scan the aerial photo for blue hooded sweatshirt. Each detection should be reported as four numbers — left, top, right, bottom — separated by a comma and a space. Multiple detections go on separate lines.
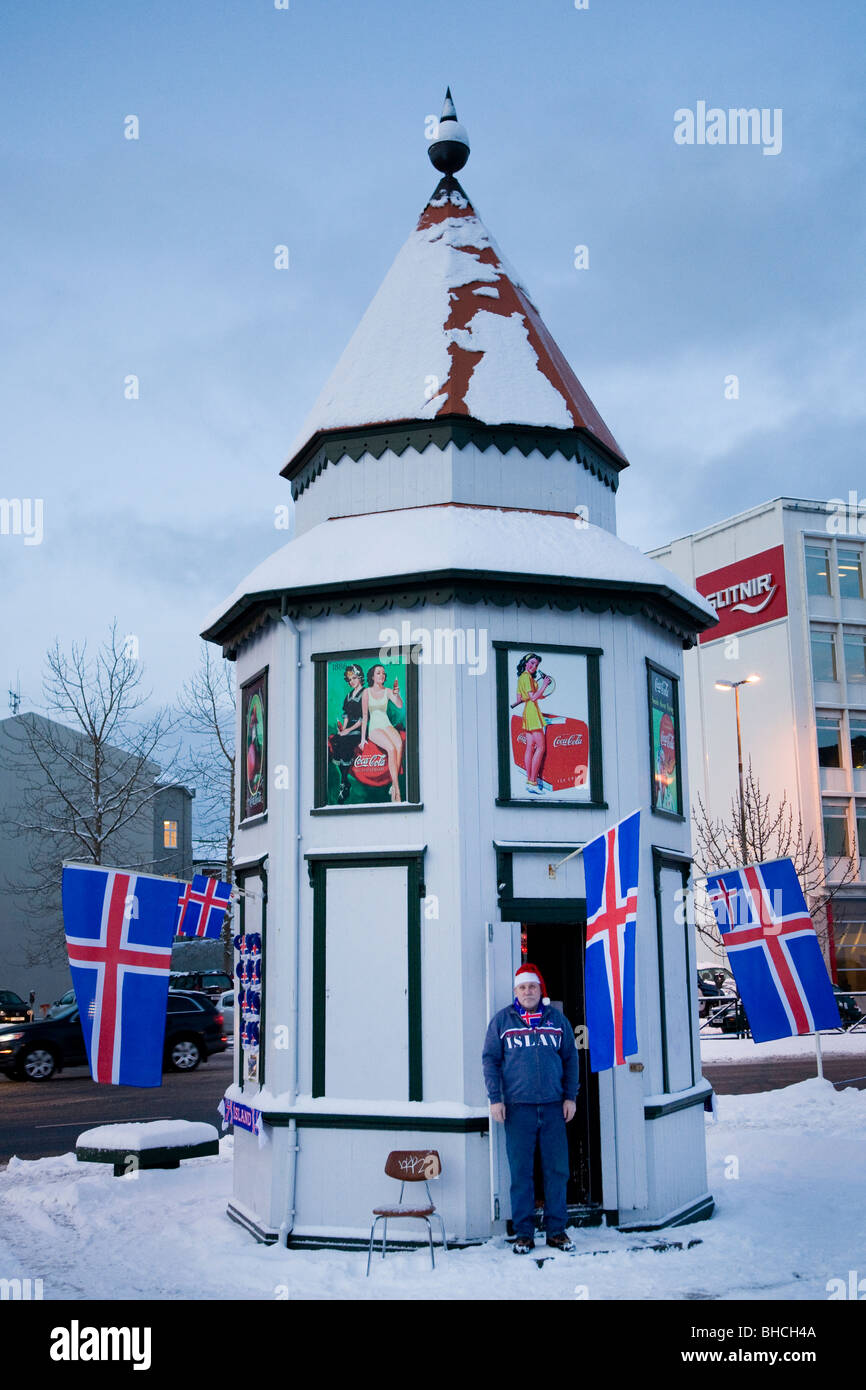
482, 1002, 580, 1106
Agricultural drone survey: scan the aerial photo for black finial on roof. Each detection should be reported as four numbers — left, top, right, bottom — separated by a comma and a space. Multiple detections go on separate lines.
428, 86, 470, 175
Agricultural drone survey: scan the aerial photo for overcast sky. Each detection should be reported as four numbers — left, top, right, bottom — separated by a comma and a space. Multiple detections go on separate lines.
2, 0, 864, 717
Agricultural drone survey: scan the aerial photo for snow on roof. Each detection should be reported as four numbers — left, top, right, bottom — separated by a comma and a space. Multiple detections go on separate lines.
284, 179, 626, 470
202, 503, 717, 636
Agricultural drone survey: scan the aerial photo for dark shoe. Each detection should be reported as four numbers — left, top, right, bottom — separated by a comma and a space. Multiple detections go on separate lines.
546, 1232, 575, 1252
512, 1237, 535, 1254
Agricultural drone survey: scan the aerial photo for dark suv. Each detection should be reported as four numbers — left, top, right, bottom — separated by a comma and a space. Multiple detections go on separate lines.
0, 991, 32, 1024
169, 971, 233, 999
0, 990, 227, 1082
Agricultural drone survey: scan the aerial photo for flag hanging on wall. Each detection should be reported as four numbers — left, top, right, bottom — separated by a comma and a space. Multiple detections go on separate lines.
174, 874, 233, 939
705, 857, 840, 1043
61, 864, 180, 1087
583, 809, 641, 1072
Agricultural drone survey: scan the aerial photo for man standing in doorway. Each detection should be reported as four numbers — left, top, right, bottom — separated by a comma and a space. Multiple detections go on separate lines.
483, 963, 579, 1254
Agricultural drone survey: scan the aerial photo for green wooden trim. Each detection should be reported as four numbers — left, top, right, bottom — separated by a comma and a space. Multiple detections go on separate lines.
587, 652, 604, 806
652, 847, 695, 1093
308, 850, 426, 1101
646, 658, 685, 820
311, 861, 327, 1098
310, 803, 425, 817
644, 1085, 712, 1119
501, 898, 587, 923
407, 856, 423, 1101
495, 645, 511, 802
313, 657, 328, 806
260, 1112, 489, 1132
259, 862, 268, 1091
617, 1194, 715, 1231
205, 575, 711, 657
495, 843, 588, 920
312, 645, 420, 809
234, 861, 268, 1091
283, 417, 627, 494
491, 641, 604, 656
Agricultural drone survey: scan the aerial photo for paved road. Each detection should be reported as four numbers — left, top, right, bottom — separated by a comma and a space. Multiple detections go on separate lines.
0, 1050, 234, 1167
703, 1055, 866, 1094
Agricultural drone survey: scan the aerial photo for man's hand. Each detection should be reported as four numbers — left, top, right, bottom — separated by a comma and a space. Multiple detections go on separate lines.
490, 1102, 506, 1123
563, 1100, 576, 1123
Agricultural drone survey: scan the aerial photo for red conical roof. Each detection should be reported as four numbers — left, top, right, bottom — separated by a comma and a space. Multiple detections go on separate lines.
284, 176, 626, 470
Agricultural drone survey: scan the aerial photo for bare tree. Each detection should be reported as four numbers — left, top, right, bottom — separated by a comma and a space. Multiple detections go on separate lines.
692, 758, 859, 955
177, 643, 235, 969
1, 623, 179, 966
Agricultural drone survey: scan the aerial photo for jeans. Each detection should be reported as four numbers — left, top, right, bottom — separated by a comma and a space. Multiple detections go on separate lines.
504, 1101, 569, 1237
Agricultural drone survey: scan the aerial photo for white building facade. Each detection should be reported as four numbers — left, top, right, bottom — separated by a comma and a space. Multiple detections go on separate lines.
203, 106, 717, 1247
650, 497, 866, 992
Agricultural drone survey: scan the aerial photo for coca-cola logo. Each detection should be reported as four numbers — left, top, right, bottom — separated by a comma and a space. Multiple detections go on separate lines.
353, 752, 387, 769
552, 733, 583, 748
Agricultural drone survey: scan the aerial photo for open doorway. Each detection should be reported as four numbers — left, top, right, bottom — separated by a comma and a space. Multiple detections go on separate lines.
521, 920, 602, 1217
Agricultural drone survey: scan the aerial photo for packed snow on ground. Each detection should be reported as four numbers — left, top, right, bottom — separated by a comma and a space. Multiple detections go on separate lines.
0, 1078, 863, 1301
701, 1032, 866, 1064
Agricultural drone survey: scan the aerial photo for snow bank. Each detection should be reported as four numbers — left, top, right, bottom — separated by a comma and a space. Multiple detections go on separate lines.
76, 1120, 219, 1152
1, 1082, 863, 1300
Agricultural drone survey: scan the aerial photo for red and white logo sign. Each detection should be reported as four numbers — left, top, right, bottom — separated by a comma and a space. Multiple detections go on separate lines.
697, 544, 787, 644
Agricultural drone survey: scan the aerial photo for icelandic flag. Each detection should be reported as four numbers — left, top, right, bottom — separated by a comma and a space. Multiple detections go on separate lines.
175, 874, 233, 939
583, 810, 640, 1072
62, 864, 180, 1087
705, 858, 840, 1043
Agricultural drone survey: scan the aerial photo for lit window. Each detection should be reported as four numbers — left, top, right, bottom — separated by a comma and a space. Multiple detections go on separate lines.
851, 717, 866, 771
816, 716, 842, 769
823, 804, 850, 858
838, 548, 864, 600
163, 820, 178, 848
811, 629, 837, 682
843, 631, 866, 684
806, 544, 831, 596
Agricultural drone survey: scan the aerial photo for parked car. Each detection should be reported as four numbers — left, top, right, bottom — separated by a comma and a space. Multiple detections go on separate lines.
168, 970, 233, 999
833, 986, 863, 1028
0, 990, 32, 1025
217, 989, 235, 1039
0, 990, 227, 1082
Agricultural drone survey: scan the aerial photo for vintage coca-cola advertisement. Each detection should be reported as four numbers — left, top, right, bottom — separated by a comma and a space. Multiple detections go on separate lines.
647, 661, 681, 816
499, 644, 593, 802
241, 668, 267, 821
324, 653, 410, 806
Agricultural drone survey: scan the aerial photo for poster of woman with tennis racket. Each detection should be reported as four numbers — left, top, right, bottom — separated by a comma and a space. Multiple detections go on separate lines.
506, 647, 591, 801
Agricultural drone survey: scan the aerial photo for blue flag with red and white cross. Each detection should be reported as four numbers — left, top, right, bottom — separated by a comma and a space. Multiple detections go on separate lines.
61, 864, 180, 1087
705, 858, 840, 1043
174, 874, 233, 939
583, 810, 640, 1072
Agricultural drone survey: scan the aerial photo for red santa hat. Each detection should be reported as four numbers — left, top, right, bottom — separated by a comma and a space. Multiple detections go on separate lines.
514, 963, 549, 1005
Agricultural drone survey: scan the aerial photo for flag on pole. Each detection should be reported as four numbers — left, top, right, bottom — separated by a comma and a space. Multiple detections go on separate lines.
174, 874, 233, 939
705, 857, 840, 1043
583, 810, 640, 1072
62, 864, 180, 1087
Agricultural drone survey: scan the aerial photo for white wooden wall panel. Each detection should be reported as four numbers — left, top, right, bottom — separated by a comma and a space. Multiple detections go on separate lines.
324, 865, 408, 1100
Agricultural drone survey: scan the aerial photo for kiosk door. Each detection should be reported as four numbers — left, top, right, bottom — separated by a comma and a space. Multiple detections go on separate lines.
521, 921, 602, 1212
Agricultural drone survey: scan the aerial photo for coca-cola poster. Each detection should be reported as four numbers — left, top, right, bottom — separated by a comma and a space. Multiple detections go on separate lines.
321, 651, 413, 806
241, 668, 267, 821
496, 643, 599, 804
647, 661, 682, 817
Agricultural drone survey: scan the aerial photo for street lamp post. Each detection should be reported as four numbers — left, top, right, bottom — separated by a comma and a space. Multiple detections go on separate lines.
714, 675, 760, 866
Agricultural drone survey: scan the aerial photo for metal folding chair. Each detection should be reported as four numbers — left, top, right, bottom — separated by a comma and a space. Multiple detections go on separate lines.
366, 1149, 447, 1274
